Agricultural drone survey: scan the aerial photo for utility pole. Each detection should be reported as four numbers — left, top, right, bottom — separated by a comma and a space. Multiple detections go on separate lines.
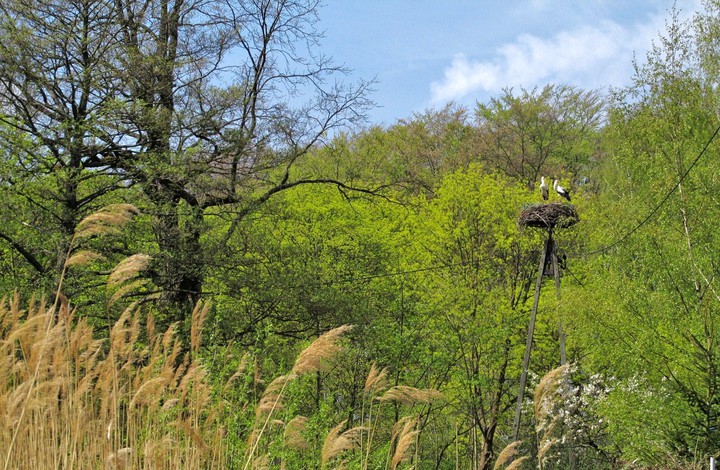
512, 229, 552, 441
512, 203, 579, 462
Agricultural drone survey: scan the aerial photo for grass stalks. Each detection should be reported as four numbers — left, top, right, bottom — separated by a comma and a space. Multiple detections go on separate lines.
0, 294, 224, 469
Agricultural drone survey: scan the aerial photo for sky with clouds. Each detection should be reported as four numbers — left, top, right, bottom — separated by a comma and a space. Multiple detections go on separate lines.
317, 0, 702, 126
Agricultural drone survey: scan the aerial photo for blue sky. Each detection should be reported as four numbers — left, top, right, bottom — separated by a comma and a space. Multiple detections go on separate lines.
317, 0, 702, 126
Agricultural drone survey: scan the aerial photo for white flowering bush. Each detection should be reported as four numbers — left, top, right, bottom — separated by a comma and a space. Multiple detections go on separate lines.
532, 364, 616, 469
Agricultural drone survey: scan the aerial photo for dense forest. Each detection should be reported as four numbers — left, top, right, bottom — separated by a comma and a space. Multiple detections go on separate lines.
0, 0, 719, 468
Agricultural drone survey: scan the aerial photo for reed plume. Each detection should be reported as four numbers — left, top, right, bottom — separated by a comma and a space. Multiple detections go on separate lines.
505, 456, 529, 470
292, 324, 354, 375
107, 253, 152, 286
534, 365, 570, 470
65, 250, 106, 267
534, 364, 569, 429
255, 373, 296, 418
74, 204, 140, 239
390, 416, 419, 470
321, 419, 365, 468
364, 363, 389, 395
284, 416, 310, 451
493, 440, 522, 470
190, 301, 210, 354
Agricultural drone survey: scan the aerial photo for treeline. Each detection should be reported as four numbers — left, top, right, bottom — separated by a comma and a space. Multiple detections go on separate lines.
1, 0, 720, 468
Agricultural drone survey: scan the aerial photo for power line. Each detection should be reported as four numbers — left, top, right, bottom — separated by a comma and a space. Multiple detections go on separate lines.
574, 121, 720, 257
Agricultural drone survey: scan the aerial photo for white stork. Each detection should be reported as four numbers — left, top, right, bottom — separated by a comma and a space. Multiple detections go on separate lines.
539, 176, 549, 201
553, 179, 571, 201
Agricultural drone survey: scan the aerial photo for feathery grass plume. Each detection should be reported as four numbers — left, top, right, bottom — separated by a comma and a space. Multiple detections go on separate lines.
537, 437, 559, 466
107, 254, 152, 287
364, 363, 389, 395
533, 364, 570, 431
129, 376, 169, 409
391, 416, 419, 470
284, 416, 310, 451
74, 203, 140, 239
5, 310, 51, 348
321, 419, 366, 468
108, 279, 148, 307
379, 386, 443, 405
292, 325, 354, 375
222, 353, 249, 393
493, 441, 523, 470
109, 307, 140, 359
255, 373, 297, 418
65, 250, 106, 267
190, 301, 210, 354
505, 456, 529, 470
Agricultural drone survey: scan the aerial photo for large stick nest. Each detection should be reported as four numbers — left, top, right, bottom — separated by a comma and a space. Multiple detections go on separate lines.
519, 203, 579, 229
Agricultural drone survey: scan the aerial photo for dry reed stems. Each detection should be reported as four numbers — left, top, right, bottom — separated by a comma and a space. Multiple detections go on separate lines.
0, 295, 224, 469
4, 204, 142, 468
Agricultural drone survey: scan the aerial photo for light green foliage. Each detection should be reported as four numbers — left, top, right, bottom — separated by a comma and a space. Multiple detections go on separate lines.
400, 168, 545, 468
566, 4, 720, 464
7, 0, 720, 467
475, 85, 604, 187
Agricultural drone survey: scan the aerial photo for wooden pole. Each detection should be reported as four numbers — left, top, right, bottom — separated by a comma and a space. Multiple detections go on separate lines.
551, 238, 567, 365
512, 230, 552, 441
551, 238, 576, 469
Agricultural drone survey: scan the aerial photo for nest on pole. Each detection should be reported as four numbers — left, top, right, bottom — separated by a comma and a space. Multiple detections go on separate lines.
519, 203, 579, 229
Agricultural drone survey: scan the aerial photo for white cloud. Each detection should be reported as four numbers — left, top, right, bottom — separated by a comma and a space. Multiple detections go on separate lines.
430, 15, 668, 104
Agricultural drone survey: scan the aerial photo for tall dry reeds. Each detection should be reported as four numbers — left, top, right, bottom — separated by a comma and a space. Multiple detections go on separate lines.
0, 293, 224, 469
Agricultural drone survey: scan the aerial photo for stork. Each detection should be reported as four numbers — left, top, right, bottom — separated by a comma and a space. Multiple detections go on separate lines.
539, 176, 549, 201
553, 179, 571, 201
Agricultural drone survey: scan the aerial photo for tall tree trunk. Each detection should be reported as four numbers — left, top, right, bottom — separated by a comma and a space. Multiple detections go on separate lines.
145, 182, 204, 323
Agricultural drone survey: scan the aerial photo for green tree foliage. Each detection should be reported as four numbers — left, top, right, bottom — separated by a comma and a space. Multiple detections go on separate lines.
0, 0, 134, 294
8, 0, 720, 467
567, 4, 720, 465
0, 0, 374, 324
409, 169, 543, 469
475, 85, 604, 188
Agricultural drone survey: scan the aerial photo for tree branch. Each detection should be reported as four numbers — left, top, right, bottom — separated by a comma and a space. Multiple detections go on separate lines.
0, 232, 46, 274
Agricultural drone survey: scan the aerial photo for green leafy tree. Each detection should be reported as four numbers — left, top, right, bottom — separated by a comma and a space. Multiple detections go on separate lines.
475, 85, 604, 188
0, 0, 133, 296
568, 4, 720, 464
401, 168, 543, 469
0, 0, 374, 324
